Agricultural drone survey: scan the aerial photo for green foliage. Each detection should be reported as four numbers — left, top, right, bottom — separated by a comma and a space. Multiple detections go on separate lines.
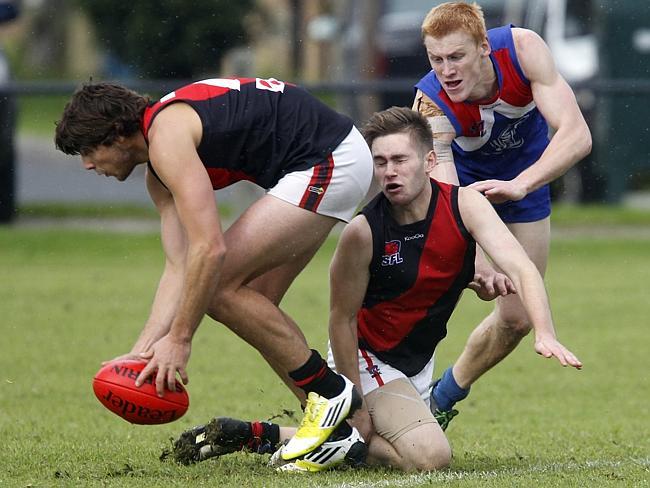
76, 0, 254, 78
1, 228, 648, 486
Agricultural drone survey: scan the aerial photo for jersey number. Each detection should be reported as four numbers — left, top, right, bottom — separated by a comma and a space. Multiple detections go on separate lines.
192, 77, 285, 93
255, 77, 285, 93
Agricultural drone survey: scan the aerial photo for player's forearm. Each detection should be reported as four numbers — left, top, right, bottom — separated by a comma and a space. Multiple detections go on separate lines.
513, 262, 558, 340
329, 314, 362, 388
131, 265, 183, 354
473, 245, 493, 274
168, 243, 225, 343
429, 132, 459, 185
515, 123, 592, 194
430, 161, 460, 185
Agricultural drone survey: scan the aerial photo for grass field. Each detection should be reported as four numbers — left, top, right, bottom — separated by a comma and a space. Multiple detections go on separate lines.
1, 220, 649, 487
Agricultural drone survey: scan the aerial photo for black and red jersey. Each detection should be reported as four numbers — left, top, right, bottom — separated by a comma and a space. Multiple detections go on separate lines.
357, 180, 476, 376
141, 77, 353, 189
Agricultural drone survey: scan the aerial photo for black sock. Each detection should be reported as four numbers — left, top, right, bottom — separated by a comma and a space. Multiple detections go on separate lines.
247, 421, 280, 454
289, 349, 345, 399
330, 421, 352, 441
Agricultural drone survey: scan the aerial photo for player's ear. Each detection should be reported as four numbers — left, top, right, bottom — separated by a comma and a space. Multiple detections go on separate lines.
479, 37, 491, 57
425, 149, 436, 174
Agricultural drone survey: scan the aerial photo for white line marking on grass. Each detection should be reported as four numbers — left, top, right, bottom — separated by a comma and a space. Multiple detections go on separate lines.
327, 458, 650, 488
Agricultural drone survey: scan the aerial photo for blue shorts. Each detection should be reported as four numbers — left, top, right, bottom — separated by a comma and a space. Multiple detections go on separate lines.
491, 185, 551, 223
457, 163, 551, 223
457, 159, 551, 223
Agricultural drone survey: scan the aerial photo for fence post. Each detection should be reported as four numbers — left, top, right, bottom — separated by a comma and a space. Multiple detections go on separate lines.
0, 86, 16, 223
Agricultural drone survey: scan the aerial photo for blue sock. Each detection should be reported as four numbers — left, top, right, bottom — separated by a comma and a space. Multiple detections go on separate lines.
432, 367, 470, 411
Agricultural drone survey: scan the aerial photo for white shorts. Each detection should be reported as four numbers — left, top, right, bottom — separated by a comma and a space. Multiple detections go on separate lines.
267, 126, 373, 222
327, 344, 435, 407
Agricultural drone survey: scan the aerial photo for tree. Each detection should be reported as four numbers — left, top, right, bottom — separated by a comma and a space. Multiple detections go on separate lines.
77, 0, 254, 78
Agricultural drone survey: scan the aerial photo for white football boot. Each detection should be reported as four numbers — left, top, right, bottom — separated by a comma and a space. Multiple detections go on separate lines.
281, 375, 362, 460
271, 426, 367, 472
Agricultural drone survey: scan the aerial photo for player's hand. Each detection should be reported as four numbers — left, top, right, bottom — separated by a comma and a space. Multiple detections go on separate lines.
348, 406, 375, 442
468, 179, 527, 204
468, 258, 516, 301
101, 353, 145, 366
468, 270, 516, 301
135, 334, 191, 396
534, 335, 583, 370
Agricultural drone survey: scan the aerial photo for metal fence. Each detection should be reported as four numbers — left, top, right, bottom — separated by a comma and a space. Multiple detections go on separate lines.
3, 77, 650, 96
1, 77, 649, 222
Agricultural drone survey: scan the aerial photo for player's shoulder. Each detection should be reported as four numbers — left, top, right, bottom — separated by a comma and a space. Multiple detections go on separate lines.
511, 27, 548, 57
457, 186, 490, 212
511, 27, 555, 82
340, 214, 372, 248
414, 89, 446, 118
333, 214, 374, 267
148, 103, 202, 147
344, 214, 372, 236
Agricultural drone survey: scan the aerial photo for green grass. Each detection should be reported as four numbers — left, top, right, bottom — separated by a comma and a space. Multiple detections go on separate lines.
551, 204, 650, 226
0, 227, 648, 487
15, 202, 650, 237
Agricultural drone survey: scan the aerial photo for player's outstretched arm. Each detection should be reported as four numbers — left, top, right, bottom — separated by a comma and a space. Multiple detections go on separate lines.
329, 215, 374, 439
135, 104, 227, 396
101, 170, 189, 369
458, 187, 582, 370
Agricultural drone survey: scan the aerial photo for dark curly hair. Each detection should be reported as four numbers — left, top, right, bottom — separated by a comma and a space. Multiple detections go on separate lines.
54, 82, 150, 155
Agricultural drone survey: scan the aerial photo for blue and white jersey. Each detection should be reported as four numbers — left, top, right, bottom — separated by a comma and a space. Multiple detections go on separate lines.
416, 25, 551, 223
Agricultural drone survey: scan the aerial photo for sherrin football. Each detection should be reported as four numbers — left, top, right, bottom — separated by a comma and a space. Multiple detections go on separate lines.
92, 360, 189, 425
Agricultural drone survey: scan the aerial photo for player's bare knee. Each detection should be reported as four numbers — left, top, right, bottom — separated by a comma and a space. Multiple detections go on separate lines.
496, 312, 532, 339
400, 439, 452, 472
207, 287, 238, 322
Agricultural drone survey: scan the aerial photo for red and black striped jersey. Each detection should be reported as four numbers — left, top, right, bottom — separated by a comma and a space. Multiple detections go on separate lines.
357, 180, 475, 376
142, 77, 353, 189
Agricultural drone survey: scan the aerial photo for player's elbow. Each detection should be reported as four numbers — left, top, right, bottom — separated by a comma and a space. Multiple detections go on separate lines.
583, 132, 593, 159
569, 116, 592, 161
210, 242, 227, 267
196, 240, 226, 269
577, 123, 592, 160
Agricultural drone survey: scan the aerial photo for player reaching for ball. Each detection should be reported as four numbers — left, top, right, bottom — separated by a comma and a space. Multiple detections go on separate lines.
93, 360, 190, 425
170, 107, 582, 472
55, 77, 373, 462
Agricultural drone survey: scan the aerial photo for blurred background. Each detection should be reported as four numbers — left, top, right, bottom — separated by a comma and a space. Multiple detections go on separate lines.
0, 0, 649, 224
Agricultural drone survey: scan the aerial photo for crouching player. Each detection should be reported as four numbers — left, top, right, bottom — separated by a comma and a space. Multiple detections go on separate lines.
170, 107, 582, 472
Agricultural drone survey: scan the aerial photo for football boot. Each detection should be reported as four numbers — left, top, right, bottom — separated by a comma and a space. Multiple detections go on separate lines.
271, 426, 367, 472
281, 375, 362, 461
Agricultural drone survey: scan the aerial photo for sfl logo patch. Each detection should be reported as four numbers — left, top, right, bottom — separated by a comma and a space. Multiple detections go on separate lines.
382, 240, 403, 266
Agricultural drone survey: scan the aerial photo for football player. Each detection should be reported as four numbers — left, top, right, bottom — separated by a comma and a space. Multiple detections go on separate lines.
413, 2, 591, 420
171, 107, 581, 472
55, 77, 373, 461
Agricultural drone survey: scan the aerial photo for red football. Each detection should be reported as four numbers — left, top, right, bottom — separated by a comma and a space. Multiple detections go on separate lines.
92, 360, 189, 425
